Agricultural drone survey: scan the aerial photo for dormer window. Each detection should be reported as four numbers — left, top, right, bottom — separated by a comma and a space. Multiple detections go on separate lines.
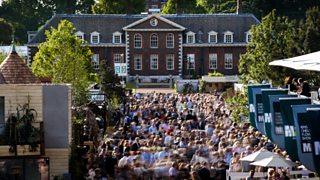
208, 31, 218, 43
27, 31, 37, 42
75, 31, 84, 41
113, 31, 122, 44
224, 31, 233, 43
246, 31, 252, 43
186, 31, 195, 44
28, 34, 35, 42
90, 31, 100, 44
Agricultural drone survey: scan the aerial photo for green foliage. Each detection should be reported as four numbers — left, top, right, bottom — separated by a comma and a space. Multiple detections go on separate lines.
303, 6, 320, 53
208, 71, 224, 77
92, 0, 146, 14
0, 52, 7, 64
162, 0, 206, 14
98, 60, 125, 108
0, 18, 13, 45
6, 99, 40, 151
224, 88, 249, 123
198, 79, 206, 93
239, 10, 294, 85
32, 20, 94, 106
182, 83, 196, 94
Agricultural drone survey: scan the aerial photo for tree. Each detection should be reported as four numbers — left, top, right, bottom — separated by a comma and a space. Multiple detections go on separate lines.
98, 60, 124, 107
92, 0, 146, 14
162, 0, 206, 14
303, 6, 320, 53
239, 10, 294, 85
0, 18, 13, 45
32, 20, 94, 105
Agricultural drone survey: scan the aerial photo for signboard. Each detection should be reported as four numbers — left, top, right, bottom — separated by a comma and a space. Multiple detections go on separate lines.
261, 89, 288, 138
268, 94, 297, 149
292, 104, 320, 171
279, 97, 311, 161
248, 84, 271, 128
252, 86, 272, 134
297, 108, 320, 174
114, 63, 127, 76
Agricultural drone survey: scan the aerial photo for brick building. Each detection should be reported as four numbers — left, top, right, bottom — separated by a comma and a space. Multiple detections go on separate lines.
27, 13, 259, 83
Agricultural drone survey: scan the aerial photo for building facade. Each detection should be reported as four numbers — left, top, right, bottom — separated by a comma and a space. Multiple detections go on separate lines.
27, 13, 259, 83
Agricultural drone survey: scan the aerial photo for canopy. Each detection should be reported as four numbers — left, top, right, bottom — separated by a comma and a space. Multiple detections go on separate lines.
269, 51, 320, 72
240, 149, 279, 162
250, 156, 297, 168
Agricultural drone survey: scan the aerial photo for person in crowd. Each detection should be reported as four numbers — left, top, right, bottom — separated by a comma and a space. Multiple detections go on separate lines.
80, 92, 296, 179
300, 81, 311, 97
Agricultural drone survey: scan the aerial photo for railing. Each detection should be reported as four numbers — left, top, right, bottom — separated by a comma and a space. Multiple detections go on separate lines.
0, 121, 44, 157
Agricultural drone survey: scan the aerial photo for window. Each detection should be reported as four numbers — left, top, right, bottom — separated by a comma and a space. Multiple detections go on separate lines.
186, 31, 195, 44
134, 55, 142, 70
114, 54, 123, 63
113, 32, 122, 44
246, 31, 252, 43
166, 33, 174, 48
134, 34, 142, 48
224, 31, 233, 43
150, 54, 158, 70
209, 53, 217, 69
187, 54, 195, 69
224, 53, 233, 69
166, 54, 174, 70
150, 33, 158, 48
75, 31, 84, 41
92, 54, 99, 70
151, 5, 159, 9
28, 34, 35, 42
91, 31, 100, 44
208, 31, 217, 43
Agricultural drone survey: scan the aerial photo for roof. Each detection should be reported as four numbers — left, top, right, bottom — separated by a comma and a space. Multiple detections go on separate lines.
0, 49, 41, 84
28, 13, 260, 44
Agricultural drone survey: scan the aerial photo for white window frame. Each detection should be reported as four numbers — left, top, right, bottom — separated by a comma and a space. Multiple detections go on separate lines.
134, 55, 142, 70
186, 31, 195, 44
28, 34, 35, 42
75, 31, 84, 41
166, 54, 174, 70
134, 33, 142, 48
224, 31, 233, 43
150, 54, 158, 70
208, 31, 218, 43
150, 33, 158, 48
113, 31, 122, 44
209, 53, 217, 69
166, 33, 174, 48
224, 53, 233, 69
187, 54, 195, 69
246, 31, 252, 43
114, 53, 124, 63
91, 54, 99, 70
90, 31, 100, 44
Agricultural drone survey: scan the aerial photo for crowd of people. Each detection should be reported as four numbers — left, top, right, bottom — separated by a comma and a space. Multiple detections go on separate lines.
82, 92, 295, 180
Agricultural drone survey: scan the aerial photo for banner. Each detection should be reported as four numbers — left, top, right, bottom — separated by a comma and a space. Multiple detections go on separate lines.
268, 94, 297, 149
247, 84, 271, 128
292, 104, 320, 170
279, 97, 311, 161
261, 89, 288, 138
252, 86, 272, 134
297, 108, 320, 174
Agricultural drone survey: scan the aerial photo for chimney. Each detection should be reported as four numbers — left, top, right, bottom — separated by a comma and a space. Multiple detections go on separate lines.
236, 0, 242, 14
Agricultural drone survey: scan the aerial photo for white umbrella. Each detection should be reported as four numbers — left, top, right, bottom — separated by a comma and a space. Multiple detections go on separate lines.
250, 156, 297, 168
269, 51, 320, 72
240, 149, 279, 162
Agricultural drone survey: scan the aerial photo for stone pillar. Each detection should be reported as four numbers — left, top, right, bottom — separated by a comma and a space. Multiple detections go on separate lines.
169, 74, 173, 88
